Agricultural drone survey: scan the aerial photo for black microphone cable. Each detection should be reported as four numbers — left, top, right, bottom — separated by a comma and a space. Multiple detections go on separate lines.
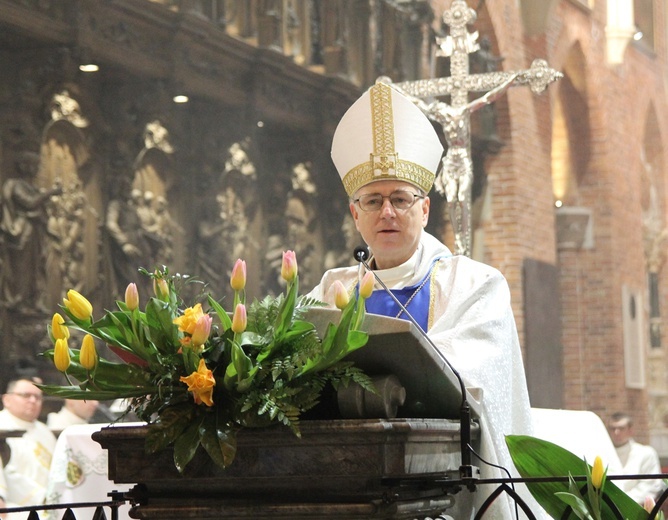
352, 246, 480, 487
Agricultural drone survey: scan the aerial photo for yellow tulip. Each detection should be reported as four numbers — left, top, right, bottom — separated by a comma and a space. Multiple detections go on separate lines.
80, 334, 98, 370
591, 456, 604, 490
281, 250, 298, 282
51, 313, 70, 340
124, 283, 139, 311
230, 259, 247, 291
231, 304, 247, 334
54, 338, 71, 372
180, 358, 216, 406
63, 290, 93, 321
359, 271, 375, 299
332, 280, 349, 310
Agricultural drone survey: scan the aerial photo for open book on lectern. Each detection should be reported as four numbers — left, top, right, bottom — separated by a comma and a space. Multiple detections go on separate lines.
305, 307, 482, 421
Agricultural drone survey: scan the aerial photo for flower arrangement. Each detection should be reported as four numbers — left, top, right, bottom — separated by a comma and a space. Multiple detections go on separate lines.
506, 435, 649, 520
42, 252, 374, 472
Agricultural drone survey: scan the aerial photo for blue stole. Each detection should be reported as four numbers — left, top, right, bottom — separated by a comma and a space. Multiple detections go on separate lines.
363, 258, 443, 332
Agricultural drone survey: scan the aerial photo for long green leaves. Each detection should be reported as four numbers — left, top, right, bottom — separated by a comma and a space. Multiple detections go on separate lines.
506, 435, 647, 520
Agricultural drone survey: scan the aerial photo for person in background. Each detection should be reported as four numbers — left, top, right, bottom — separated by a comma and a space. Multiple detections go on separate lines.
46, 399, 99, 433
0, 377, 56, 512
307, 80, 536, 519
608, 412, 665, 504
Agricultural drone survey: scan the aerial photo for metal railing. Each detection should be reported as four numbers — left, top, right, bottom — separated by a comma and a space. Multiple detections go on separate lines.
0, 491, 126, 520
2, 478, 666, 520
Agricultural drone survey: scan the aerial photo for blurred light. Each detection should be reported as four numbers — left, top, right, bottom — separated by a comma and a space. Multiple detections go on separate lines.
79, 64, 99, 72
555, 200, 563, 208
257, 121, 264, 128
633, 30, 643, 41
173, 95, 189, 103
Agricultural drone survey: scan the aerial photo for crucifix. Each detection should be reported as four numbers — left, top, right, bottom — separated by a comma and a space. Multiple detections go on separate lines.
384, 0, 562, 257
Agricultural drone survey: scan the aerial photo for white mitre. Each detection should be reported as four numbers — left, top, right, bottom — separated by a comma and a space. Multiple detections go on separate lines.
331, 80, 444, 197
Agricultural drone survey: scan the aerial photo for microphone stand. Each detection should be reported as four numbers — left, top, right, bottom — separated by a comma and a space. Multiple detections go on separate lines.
353, 247, 480, 489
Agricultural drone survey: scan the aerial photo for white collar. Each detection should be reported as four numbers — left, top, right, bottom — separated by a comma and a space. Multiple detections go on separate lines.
372, 242, 423, 289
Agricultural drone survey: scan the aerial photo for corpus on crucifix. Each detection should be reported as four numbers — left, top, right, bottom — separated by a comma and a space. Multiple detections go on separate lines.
383, 0, 561, 257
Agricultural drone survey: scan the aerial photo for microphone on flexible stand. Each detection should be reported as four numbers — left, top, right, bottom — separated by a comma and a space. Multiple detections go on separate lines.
352, 246, 479, 488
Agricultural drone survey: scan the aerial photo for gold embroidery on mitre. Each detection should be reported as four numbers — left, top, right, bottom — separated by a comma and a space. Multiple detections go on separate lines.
342, 159, 434, 196
372, 152, 397, 177
342, 82, 436, 196
370, 82, 395, 156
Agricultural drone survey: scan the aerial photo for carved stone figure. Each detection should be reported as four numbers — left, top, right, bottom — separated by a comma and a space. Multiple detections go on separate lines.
196, 142, 258, 298
264, 188, 318, 294
105, 177, 158, 295
0, 150, 62, 313
323, 213, 362, 271
50, 90, 89, 128
46, 183, 87, 294
151, 194, 183, 266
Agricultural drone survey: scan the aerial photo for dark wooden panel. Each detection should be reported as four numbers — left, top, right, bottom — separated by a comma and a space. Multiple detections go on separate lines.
523, 258, 563, 408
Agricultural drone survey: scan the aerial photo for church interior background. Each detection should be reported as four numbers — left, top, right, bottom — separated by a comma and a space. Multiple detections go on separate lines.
1, 0, 668, 465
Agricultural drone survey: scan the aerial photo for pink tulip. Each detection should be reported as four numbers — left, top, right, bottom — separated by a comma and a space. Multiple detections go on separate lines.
230, 259, 247, 291
231, 303, 247, 334
644, 496, 656, 514
281, 250, 298, 282
124, 283, 139, 310
359, 271, 375, 299
191, 314, 213, 348
332, 280, 349, 310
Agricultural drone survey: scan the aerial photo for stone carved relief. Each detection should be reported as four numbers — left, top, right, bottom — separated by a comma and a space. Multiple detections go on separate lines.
264, 162, 321, 294
0, 149, 62, 314
143, 120, 174, 154
323, 212, 362, 271
50, 90, 90, 129
196, 138, 259, 300
40, 112, 99, 306
105, 173, 160, 297
46, 181, 88, 294
130, 120, 185, 274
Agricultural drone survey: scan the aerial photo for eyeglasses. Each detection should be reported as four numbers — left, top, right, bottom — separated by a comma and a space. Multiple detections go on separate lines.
353, 190, 425, 212
6, 392, 43, 401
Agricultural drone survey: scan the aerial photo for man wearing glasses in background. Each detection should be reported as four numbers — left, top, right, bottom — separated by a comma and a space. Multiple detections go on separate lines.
308, 81, 536, 519
0, 377, 57, 514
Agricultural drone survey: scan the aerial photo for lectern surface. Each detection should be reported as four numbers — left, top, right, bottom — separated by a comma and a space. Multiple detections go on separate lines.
306, 308, 481, 420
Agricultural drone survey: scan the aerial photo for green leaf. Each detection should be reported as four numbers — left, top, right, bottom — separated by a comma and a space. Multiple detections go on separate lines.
208, 295, 232, 331
199, 415, 237, 469
231, 341, 253, 381
554, 492, 593, 520
506, 435, 646, 520
181, 346, 200, 374
145, 404, 194, 454
145, 298, 180, 351
346, 330, 369, 352
273, 276, 298, 340
173, 418, 202, 473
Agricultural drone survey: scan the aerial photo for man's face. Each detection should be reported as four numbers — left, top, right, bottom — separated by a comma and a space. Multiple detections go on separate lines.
350, 180, 429, 270
608, 419, 633, 447
2, 380, 43, 423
